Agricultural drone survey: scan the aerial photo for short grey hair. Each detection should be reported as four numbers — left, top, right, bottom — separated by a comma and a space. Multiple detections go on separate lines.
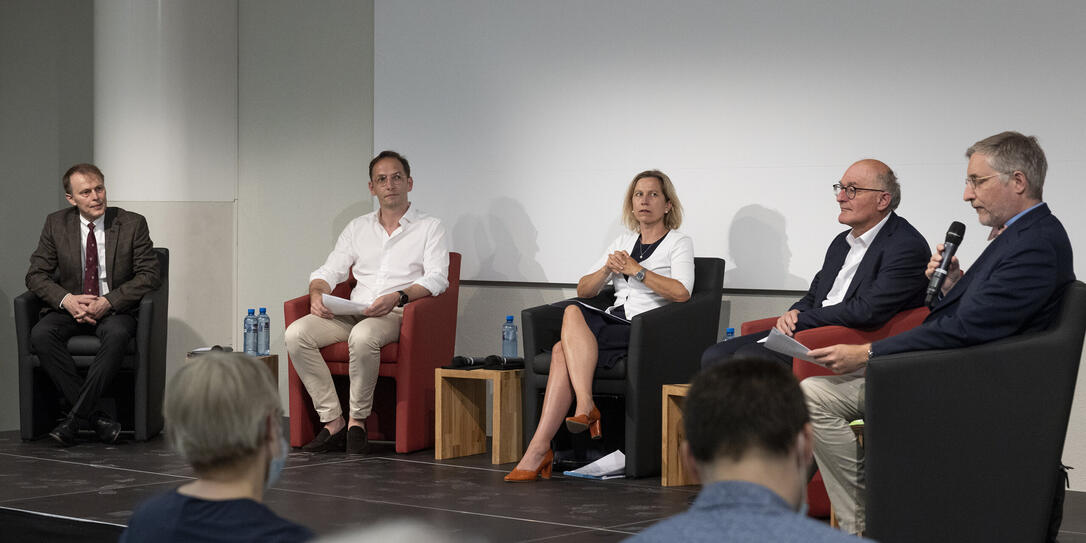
875, 168, 901, 211
164, 352, 281, 473
966, 131, 1047, 200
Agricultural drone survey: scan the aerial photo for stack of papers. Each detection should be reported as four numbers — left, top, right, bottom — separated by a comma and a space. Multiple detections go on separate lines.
322, 294, 371, 315
562, 450, 626, 480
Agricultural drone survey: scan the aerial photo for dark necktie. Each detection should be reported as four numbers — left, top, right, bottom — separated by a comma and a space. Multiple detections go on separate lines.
84, 222, 100, 296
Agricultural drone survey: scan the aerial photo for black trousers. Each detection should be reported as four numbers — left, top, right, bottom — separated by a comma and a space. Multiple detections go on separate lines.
700, 329, 793, 369
29, 310, 136, 422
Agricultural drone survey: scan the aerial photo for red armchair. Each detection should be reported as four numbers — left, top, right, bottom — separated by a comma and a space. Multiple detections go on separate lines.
284, 252, 461, 453
740, 306, 929, 518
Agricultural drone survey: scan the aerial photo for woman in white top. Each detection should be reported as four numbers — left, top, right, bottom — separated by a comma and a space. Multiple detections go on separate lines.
505, 170, 695, 482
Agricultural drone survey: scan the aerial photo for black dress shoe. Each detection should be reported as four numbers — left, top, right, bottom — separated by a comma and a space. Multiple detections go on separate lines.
49, 418, 79, 448
301, 426, 347, 453
346, 426, 368, 455
90, 413, 122, 444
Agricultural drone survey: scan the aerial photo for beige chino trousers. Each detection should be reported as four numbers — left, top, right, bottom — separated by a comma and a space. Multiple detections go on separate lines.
285, 309, 403, 423
801, 373, 867, 535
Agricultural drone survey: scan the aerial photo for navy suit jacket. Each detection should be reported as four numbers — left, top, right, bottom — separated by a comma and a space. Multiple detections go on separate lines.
876, 203, 1075, 355
790, 212, 930, 332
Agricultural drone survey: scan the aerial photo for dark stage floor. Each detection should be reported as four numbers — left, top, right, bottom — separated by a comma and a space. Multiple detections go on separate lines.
0, 429, 1083, 542
0, 429, 696, 542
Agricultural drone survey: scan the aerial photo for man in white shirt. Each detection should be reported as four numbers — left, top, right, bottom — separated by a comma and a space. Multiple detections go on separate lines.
700, 159, 930, 369
285, 150, 449, 454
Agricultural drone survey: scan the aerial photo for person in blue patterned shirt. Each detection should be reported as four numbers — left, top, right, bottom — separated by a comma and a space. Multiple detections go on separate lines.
628, 358, 867, 542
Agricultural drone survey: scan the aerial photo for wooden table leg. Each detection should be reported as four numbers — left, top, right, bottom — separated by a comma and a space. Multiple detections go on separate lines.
491, 370, 523, 464
662, 385, 698, 487
434, 372, 488, 460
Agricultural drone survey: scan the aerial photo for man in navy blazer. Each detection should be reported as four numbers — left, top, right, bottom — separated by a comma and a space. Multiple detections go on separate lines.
701, 159, 930, 368
805, 132, 1075, 535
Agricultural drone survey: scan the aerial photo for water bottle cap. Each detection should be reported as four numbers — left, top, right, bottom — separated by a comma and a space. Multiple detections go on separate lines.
259, 307, 267, 313
726, 327, 735, 333
247, 309, 255, 315
506, 315, 514, 321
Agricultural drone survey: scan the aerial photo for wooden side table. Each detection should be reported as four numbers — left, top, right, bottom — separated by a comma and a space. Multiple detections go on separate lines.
256, 354, 279, 387
662, 383, 698, 487
434, 368, 523, 464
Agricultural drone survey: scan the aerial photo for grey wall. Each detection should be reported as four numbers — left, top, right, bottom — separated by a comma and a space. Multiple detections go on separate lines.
0, 0, 94, 431
237, 0, 376, 401
375, 0, 1086, 289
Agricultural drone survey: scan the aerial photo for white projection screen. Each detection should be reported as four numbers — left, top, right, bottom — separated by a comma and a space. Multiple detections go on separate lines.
375, 1, 1086, 289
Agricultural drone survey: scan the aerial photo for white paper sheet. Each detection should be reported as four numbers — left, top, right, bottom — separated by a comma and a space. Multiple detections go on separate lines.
321, 294, 371, 315
565, 450, 626, 478
575, 301, 631, 323
764, 327, 824, 366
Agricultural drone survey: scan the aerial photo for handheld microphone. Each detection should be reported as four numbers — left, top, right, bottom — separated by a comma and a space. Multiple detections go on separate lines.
925, 221, 966, 307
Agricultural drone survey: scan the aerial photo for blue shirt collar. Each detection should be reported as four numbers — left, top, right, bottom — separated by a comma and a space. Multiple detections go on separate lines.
1004, 202, 1044, 228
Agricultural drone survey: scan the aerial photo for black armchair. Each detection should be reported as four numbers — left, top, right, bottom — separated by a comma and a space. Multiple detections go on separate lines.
15, 247, 170, 442
521, 257, 725, 477
865, 280, 1086, 542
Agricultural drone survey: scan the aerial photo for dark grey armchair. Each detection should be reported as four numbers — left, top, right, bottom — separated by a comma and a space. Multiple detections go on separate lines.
521, 257, 725, 478
15, 247, 169, 442
866, 280, 1086, 542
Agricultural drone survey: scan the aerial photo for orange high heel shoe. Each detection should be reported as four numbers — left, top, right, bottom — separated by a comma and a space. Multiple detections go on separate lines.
565, 407, 602, 440
504, 449, 554, 482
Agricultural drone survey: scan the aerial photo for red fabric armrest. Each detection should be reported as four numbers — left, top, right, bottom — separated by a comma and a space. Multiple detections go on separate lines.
284, 294, 310, 328
741, 316, 778, 336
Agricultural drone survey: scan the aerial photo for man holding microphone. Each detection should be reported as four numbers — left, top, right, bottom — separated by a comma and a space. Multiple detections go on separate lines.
802, 131, 1075, 535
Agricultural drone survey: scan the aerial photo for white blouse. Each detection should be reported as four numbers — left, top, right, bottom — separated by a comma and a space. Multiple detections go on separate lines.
587, 230, 695, 320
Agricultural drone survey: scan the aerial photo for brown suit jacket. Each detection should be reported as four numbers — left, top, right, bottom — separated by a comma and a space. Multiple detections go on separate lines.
26, 206, 161, 315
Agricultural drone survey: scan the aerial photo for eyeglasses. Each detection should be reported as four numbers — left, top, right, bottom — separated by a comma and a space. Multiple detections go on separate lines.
832, 183, 886, 200
964, 173, 1000, 190
373, 173, 407, 187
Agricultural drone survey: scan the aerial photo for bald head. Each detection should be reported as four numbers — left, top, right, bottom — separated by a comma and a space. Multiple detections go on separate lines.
847, 159, 900, 211
851, 159, 890, 177
835, 158, 899, 236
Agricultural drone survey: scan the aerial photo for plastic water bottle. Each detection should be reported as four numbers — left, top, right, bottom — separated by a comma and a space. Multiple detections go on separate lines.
501, 315, 518, 358
257, 307, 271, 356
243, 309, 258, 355
725, 327, 736, 341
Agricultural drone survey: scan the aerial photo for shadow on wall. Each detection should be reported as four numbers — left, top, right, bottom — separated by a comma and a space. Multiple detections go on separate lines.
332, 200, 373, 244
726, 204, 808, 290
452, 198, 551, 356
453, 197, 547, 284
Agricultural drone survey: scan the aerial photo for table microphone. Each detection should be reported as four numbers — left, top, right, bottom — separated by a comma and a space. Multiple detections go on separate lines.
925, 221, 966, 307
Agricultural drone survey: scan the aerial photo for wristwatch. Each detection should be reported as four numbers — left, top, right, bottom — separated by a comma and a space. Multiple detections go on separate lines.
397, 290, 409, 307
633, 268, 646, 282
866, 348, 875, 361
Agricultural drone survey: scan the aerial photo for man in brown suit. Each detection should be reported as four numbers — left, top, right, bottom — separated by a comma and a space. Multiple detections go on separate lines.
26, 163, 160, 447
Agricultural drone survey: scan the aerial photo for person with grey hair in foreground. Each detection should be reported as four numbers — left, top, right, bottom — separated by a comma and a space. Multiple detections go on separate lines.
120, 352, 313, 542
628, 358, 865, 542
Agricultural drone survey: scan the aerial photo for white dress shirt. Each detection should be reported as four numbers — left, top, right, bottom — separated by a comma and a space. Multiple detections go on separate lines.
820, 213, 890, 307
310, 205, 449, 305
588, 230, 696, 320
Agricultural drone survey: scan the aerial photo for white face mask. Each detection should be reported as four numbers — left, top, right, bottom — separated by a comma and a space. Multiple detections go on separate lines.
265, 432, 289, 490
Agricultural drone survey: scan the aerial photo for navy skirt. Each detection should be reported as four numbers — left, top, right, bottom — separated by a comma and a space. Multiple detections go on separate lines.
549, 300, 631, 370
